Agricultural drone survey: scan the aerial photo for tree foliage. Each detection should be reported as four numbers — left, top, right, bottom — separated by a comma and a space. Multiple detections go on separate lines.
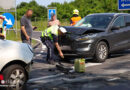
17, 0, 126, 21
48, 0, 120, 20
17, 0, 47, 20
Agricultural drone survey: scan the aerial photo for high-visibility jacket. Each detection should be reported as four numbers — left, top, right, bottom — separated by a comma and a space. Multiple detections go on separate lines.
41, 25, 58, 40
71, 16, 81, 26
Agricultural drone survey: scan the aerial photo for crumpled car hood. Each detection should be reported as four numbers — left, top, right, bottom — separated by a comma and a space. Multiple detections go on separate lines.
63, 26, 105, 35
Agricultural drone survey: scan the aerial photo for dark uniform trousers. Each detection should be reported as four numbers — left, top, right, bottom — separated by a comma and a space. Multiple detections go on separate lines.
44, 39, 60, 62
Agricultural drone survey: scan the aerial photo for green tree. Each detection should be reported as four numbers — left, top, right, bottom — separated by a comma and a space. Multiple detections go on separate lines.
17, 0, 47, 20
17, 0, 126, 21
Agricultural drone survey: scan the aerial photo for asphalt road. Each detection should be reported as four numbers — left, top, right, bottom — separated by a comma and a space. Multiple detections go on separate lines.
26, 31, 130, 90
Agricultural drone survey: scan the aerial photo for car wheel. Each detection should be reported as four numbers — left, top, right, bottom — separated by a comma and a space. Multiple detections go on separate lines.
94, 41, 108, 62
2, 64, 27, 90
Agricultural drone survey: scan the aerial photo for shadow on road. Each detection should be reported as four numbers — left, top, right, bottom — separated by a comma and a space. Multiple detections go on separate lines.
108, 50, 130, 58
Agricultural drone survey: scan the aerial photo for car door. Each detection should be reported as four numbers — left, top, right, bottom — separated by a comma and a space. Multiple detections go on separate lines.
124, 15, 130, 49
108, 15, 128, 51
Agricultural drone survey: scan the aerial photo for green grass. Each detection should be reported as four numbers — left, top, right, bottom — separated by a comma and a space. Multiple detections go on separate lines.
6, 31, 38, 46
6, 20, 69, 41
6, 31, 21, 41
15, 20, 70, 31
32, 39, 38, 45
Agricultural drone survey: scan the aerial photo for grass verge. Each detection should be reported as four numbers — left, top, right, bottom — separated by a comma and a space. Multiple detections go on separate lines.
14, 20, 69, 31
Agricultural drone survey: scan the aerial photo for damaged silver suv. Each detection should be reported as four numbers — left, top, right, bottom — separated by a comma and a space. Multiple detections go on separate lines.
59, 13, 130, 62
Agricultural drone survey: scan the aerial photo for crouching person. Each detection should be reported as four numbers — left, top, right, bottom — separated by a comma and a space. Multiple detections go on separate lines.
41, 25, 67, 65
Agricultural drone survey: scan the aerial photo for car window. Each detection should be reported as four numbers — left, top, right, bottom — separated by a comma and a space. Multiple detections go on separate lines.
113, 16, 125, 28
125, 15, 130, 26
75, 15, 113, 29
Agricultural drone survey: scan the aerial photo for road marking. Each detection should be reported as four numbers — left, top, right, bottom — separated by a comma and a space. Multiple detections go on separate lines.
28, 73, 64, 83
32, 38, 46, 50
35, 53, 46, 57
104, 69, 130, 75
71, 63, 102, 69
28, 62, 103, 83
107, 77, 120, 81
70, 63, 102, 73
36, 54, 41, 57
85, 63, 102, 67
40, 51, 44, 53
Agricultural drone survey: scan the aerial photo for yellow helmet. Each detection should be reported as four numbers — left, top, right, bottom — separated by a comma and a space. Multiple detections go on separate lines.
73, 9, 79, 15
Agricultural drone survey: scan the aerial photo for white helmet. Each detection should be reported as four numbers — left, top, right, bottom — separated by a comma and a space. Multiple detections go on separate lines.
59, 27, 67, 33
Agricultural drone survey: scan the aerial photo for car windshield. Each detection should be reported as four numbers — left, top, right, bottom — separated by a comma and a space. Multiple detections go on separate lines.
74, 14, 114, 29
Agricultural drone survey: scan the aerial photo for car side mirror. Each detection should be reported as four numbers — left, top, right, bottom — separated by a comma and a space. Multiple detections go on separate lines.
111, 26, 120, 31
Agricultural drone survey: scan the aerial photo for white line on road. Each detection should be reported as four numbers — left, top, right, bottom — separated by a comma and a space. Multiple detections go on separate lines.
71, 63, 102, 69
28, 62, 103, 83
85, 63, 102, 67
28, 73, 64, 83
70, 63, 102, 72
36, 54, 41, 57
40, 51, 44, 53
32, 38, 46, 50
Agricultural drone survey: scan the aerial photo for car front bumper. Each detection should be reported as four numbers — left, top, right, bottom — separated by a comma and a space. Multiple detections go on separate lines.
73, 42, 95, 57
61, 40, 96, 57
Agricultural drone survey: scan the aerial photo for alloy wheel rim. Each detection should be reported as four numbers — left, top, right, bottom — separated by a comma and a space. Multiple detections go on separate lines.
9, 69, 25, 89
98, 45, 107, 59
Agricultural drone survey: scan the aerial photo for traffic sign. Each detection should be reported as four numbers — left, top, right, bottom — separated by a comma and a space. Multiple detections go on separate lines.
48, 8, 56, 20
2, 13, 15, 29
118, 0, 130, 10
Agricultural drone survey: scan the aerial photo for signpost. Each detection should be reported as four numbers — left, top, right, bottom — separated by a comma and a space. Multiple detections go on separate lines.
48, 7, 57, 20
2, 13, 15, 29
118, 0, 130, 10
0, 0, 17, 38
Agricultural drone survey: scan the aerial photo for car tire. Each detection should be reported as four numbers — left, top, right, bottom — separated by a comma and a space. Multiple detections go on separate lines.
94, 41, 108, 63
2, 64, 27, 90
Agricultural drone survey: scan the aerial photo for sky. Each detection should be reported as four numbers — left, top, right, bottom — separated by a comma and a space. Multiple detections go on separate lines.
16, 0, 74, 7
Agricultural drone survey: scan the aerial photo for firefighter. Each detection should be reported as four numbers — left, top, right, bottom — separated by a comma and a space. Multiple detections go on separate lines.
70, 9, 82, 26
41, 25, 67, 65
0, 15, 6, 40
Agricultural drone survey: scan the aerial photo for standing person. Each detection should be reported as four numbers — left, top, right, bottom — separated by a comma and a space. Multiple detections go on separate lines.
48, 14, 60, 27
20, 9, 37, 45
70, 9, 82, 26
0, 15, 6, 40
41, 25, 67, 65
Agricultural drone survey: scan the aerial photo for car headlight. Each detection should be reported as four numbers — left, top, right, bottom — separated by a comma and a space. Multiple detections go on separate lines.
76, 38, 94, 43
75, 34, 97, 43
82, 39, 94, 43
76, 37, 90, 41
